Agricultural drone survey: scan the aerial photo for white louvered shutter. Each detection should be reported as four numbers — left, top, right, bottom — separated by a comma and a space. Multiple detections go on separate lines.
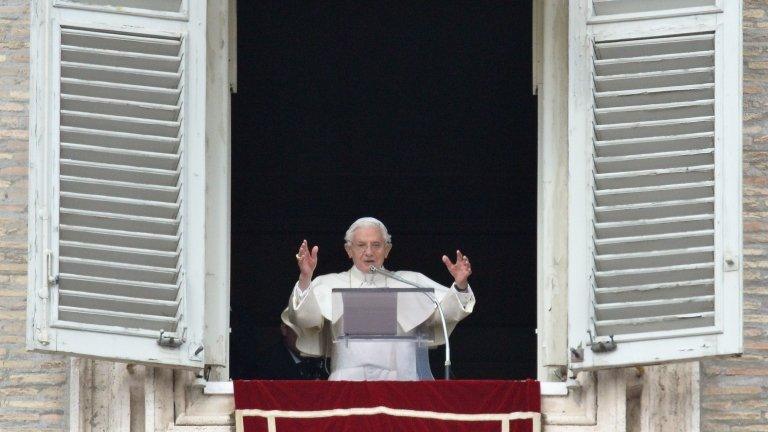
28, 0, 207, 368
567, 0, 742, 370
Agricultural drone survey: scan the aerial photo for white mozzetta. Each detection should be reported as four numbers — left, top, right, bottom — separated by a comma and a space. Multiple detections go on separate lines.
568, 0, 742, 370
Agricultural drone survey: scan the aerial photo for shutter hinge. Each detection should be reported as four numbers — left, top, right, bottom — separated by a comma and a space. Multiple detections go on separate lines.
36, 249, 58, 345
158, 328, 186, 348
587, 330, 617, 353
569, 345, 584, 363
39, 249, 58, 299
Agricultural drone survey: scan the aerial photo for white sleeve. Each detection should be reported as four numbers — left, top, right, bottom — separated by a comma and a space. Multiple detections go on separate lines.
409, 272, 475, 347
286, 280, 323, 329
409, 272, 475, 320
291, 283, 311, 309
283, 279, 326, 357
450, 283, 475, 309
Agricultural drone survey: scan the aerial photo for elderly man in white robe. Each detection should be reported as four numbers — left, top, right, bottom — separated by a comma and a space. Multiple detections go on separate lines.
283, 217, 475, 381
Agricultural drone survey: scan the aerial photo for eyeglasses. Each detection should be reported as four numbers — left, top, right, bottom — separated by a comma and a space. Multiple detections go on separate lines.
350, 242, 387, 252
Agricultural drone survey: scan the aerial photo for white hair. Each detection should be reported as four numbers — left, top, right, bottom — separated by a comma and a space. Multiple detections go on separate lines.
344, 217, 392, 245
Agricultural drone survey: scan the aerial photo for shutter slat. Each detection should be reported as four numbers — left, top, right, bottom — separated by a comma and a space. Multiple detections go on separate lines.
60, 27, 181, 56
595, 262, 714, 288
58, 305, 179, 332
61, 126, 179, 154
594, 50, 714, 75
595, 197, 714, 223
61, 176, 179, 202
61, 110, 180, 137
596, 266, 717, 289
595, 34, 714, 58
596, 246, 714, 271
58, 0, 184, 14
595, 67, 714, 92
595, 100, 713, 124
61, 45, 181, 73
59, 290, 179, 316
595, 131, 714, 157
61, 94, 180, 122
61, 61, 182, 89
595, 180, 714, 206
595, 165, 713, 189
595, 229, 713, 254
58, 273, 179, 301
594, 279, 714, 303
595, 295, 714, 321
60, 224, 179, 252
59, 240, 179, 267
61, 143, 180, 170
61, 78, 180, 105
60, 208, 179, 236
59, 257, 178, 284
60, 192, 179, 219
596, 149, 713, 173
595, 83, 715, 108
596, 213, 713, 238
594, 116, 714, 141
596, 213, 713, 230
61, 159, 179, 186
592, 0, 716, 17
595, 312, 715, 336
596, 178, 714, 192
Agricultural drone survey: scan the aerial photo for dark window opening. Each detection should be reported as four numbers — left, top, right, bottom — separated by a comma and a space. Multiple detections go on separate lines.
231, 2, 536, 380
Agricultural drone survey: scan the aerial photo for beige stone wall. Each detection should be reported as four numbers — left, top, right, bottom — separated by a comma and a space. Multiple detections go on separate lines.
700, 2, 768, 431
0, 1, 68, 430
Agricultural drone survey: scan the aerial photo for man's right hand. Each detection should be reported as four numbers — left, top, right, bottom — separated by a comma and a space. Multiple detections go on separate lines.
296, 239, 318, 290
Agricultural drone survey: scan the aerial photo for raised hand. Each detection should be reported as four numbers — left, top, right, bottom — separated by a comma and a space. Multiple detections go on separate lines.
441, 250, 472, 290
296, 239, 319, 290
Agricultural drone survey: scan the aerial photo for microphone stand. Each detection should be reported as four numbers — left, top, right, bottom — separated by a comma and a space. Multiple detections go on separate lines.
369, 266, 452, 380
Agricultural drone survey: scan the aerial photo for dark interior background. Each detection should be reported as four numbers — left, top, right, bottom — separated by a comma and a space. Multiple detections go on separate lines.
230, 1, 536, 379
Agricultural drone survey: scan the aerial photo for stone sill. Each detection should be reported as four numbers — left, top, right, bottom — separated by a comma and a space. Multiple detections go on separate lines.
204, 380, 568, 396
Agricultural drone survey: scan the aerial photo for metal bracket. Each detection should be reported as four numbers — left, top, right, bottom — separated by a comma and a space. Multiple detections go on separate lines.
46, 250, 59, 286
40, 249, 57, 299
552, 365, 568, 382
158, 329, 185, 348
570, 346, 584, 363
189, 342, 204, 362
588, 330, 617, 353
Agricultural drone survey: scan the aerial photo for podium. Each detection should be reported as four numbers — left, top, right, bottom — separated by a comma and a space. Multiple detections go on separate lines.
331, 287, 438, 380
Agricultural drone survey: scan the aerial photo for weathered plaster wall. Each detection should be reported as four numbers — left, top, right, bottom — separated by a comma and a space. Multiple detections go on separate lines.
700, 1, 768, 431
0, 1, 68, 430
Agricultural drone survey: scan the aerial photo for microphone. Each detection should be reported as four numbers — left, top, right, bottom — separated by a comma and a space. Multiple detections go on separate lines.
369, 265, 411, 285
368, 265, 453, 380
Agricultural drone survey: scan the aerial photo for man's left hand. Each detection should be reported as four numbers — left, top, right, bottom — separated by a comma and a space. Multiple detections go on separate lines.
442, 250, 472, 290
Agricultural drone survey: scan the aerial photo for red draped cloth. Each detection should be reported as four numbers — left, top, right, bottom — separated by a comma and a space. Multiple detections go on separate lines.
234, 380, 540, 432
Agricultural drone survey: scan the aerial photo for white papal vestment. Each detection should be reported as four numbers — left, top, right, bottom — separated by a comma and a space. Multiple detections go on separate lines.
283, 266, 475, 381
